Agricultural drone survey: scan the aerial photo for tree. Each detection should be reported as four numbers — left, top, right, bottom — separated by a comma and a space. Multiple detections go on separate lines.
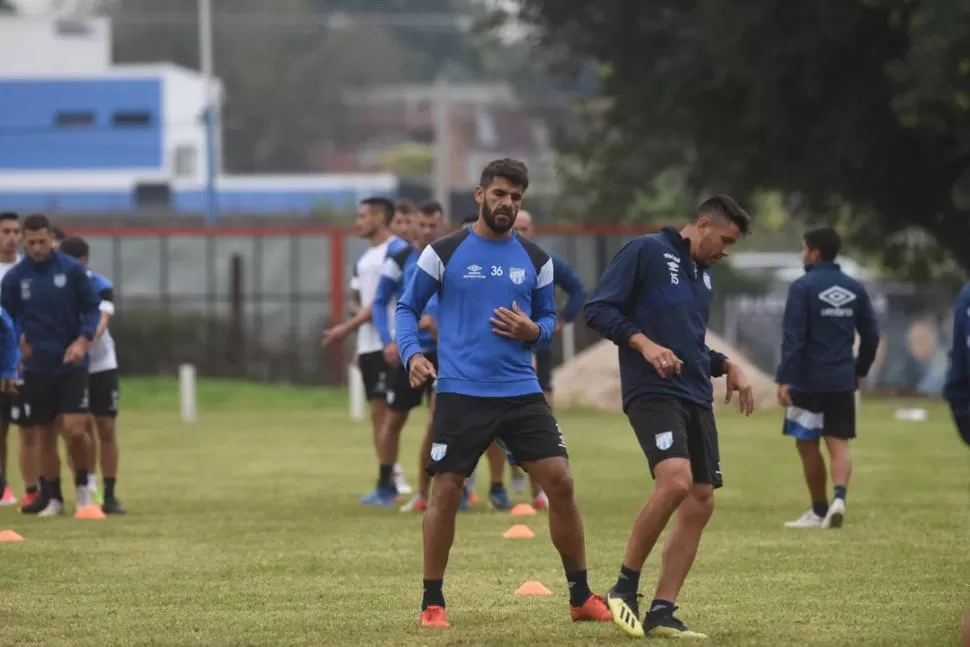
0, 0, 16, 13
515, 0, 970, 274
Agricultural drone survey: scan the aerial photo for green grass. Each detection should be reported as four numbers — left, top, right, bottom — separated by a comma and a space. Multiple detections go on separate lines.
0, 379, 967, 646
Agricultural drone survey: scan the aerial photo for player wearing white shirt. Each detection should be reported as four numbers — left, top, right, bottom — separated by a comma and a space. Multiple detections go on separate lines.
0, 212, 29, 508
322, 197, 412, 498
60, 237, 126, 514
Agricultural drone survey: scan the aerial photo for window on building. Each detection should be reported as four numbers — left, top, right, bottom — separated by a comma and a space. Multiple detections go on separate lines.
134, 183, 172, 209
55, 19, 94, 37
113, 112, 152, 127
174, 145, 198, 178
55, 111, 94, 127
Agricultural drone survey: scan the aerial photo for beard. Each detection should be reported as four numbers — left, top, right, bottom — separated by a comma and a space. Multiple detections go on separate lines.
481, 202, 517, 234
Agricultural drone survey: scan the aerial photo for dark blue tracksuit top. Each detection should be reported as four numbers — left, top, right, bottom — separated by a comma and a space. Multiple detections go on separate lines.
774, 261, 880, 392
0, 251, 100, 373
943, 283, 970, 418
585, 227, 729, 411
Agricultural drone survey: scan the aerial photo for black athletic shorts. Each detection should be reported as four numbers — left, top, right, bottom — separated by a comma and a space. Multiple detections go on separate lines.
387, 352, 437, 413
21, 370, 89, 427
358, 351, 390, 401
0, 392, 11, 427
5, 388, 31, 428
90, 369, 120, 418
534, 346, 554, 393
783, 390, 856, 441
427, 392, 568, 477
627, 395, 722, 489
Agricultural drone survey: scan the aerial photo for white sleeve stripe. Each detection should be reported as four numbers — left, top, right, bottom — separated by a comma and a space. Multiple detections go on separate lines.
416, 246, 444, 282
99, 301, 115, 315
536, 258, 554, 289
380, 257, 403, 281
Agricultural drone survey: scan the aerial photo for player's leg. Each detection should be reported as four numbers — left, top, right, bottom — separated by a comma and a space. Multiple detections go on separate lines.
0, 394, 15, 505
528, 346, 555, 508
821, 391, 856, 528
19, 371, 61, 515
15, 392, 43, 511
603, 396, 695, 637
485, 442, 512, 510
419, 393, 496, 628
402, 387, 435, 513
91, 369, 124, 514
37, 424, 64, 516
499, 394, 612, 625
645, 404, 719, 639
368, 365, 420, 506
56, 371, 96, 512
782, 391, 828, 527
358, 352, 390, 501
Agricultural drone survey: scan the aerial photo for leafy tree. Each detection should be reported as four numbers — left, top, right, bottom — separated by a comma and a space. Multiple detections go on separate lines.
515, 0, 970, 274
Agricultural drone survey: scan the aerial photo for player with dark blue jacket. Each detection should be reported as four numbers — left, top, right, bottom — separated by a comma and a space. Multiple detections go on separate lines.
0, 214, 101, 517
944, 283, 970, 447
395, 159, 615, 631
774, 228, 879, 531
585, 196, 754, 640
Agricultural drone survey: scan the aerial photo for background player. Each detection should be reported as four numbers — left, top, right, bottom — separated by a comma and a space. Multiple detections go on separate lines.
512, 210, 587, 508
0, 211, 23, 506
397, 158, 614, 630
585, 195, 755, 639
1, 214, 101, 517
60, 236, 127, 514
367, 200, 443, 509
944, 282, 970, 447
322, 197, 411, 497
775, 227, 880, 529
391, 199, 417, 242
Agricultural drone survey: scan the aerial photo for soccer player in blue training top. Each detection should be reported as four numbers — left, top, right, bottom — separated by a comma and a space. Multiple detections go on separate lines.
585, 195, 755, 639
396, 158, 614, 630
775, 227, 879, 530
943, 283, 970, 447
60, 236, 127, 514
367, 200, 443, 509
0, 214, 101, 517
0, 305, 19, 500
512, 209, 587, 509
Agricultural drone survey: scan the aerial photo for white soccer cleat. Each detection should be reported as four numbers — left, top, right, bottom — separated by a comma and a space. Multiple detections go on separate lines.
822, 499, 846, 529
393, 463, 413, 495
38, 499, 65, 517
784, 509, 824, 528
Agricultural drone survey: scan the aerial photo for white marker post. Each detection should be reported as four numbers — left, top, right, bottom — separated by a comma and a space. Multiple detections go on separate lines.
179, 363, 198, 423
348, 363, 365, 421
562, 322, 576, 365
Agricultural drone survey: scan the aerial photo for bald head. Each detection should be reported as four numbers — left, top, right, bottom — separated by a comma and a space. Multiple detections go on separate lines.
514, 209, 535, 238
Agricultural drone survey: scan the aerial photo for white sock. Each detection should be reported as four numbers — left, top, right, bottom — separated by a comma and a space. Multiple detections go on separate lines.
87, 473, 98, 490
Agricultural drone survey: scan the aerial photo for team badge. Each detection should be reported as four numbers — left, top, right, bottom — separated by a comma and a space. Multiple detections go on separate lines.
509, 267, 526, 285
53, 273, 66, 287
655, 431, 673, 451
430, 443, 448, 461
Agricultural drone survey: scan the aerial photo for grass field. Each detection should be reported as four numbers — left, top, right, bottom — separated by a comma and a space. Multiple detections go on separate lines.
0, 378, 967, 646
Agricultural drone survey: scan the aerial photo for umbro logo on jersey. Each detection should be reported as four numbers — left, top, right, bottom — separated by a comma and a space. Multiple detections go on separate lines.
463, 264, 485, 279
819, 285, 857, 317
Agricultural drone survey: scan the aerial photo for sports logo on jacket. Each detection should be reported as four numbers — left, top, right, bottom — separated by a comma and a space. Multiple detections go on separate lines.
818, 285, 856, 317
655, 431, 673, 451
53, 273, 66, 288
509, 267, 526, 285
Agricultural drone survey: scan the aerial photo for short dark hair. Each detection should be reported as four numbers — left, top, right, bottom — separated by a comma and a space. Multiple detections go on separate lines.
394, 199, 417, 215
52, 227, 66, 241
460, 214, 478, 225
59, 236, 89, 259
360, 196, 395, 226
696, 194, 751, 236
418, 200, 443, 216
0, 212, 18, 223
803, 227, 842, 262
479, 158, 529, 191
23, 214, 50, 232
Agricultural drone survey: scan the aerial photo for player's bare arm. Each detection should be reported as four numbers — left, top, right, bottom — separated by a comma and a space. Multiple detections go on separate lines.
723, 359, 755, 415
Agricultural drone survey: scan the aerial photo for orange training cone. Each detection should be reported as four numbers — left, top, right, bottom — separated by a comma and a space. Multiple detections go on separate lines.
0, 530, 24, 542
503, 525, 535, 539
510, 503, 537, 516
75, 505, 106, 520
515, 580, 553, 596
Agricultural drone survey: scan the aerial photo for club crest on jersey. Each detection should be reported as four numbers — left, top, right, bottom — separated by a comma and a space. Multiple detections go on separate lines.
19, 279, 30, 300
430, 443, 448, 461
509, 267, 526, 285
53, 273, 66, 288
703, 272, 712, 290
655, 431, 673, 451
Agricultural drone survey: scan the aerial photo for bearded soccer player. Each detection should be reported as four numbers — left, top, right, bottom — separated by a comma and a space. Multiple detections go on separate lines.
585, 195, 755, 639
397, 158, 614, 630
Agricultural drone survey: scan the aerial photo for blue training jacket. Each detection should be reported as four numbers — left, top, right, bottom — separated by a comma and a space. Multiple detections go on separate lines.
396, 227, 557, 398
535, 252, 586, 351
585, 227, 728, 410
774, 261, 879, 392
373, 244, 437, 354
944, 283, 970, 418
0, 307, 19, 380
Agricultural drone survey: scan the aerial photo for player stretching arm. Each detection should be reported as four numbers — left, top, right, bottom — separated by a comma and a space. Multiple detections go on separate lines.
396, 158, 615, 631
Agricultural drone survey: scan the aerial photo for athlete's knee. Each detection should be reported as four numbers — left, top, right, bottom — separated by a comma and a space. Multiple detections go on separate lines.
653, 459, 693, 504
428, 473, 464, 512
682, 485, 715, 523
534, 459, 574, 501
18, 428, 38, 448
58, 415, 88, 441
95, 418, 116, 443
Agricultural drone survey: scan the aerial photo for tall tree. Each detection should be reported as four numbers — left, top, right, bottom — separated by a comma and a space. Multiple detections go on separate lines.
516, 0, 970, 273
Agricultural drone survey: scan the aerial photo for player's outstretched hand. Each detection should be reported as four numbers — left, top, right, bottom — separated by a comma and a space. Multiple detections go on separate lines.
724, 362, 755, 415
407, 353, 437, 388
489, 301, 541, 342
321, 323, 350, 348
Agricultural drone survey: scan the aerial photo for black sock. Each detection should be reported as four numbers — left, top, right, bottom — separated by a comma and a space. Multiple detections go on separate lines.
26, 485, 37, 495
614, 565, 641, 596
378, 464, 393, 490
833, 485, 847, 502
104, 477, 116, 500
421, 579, 445, 610
0, 468, 6, 493
490, 482, 504, 494
51, 478, 63, 502
647, 598, 675, 618
566, 569, 593, 607
812, 500, 829, 518
38, 476, 50, 499
75, 469, 89, 488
